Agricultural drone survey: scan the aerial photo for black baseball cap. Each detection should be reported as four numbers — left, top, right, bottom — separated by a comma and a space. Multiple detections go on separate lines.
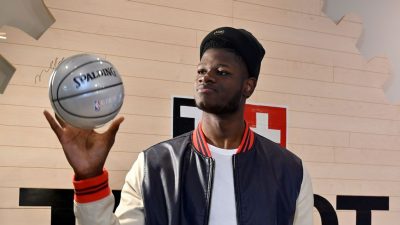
200, 27, 265, 79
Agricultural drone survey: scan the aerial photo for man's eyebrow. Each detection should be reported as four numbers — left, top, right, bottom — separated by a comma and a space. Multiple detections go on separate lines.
217, 63, 230, 67
197, 63, 231, 68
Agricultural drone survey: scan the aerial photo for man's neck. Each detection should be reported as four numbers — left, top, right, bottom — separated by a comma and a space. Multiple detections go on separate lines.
201, 112, 246, 149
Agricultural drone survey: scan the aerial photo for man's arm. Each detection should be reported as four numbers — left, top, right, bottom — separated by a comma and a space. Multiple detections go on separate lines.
293, 165, 314, 225
74, 153, 145, 225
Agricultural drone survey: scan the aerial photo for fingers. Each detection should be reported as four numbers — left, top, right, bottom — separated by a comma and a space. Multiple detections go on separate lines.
43, 110, 63, 139
107, 116, 125, 137
54, 113, 67, 128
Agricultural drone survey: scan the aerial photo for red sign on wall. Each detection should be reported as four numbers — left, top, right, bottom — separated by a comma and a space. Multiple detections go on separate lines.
244, 104, 287, 148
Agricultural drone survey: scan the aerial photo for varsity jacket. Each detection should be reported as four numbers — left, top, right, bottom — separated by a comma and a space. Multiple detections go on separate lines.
74, 123, 314, 225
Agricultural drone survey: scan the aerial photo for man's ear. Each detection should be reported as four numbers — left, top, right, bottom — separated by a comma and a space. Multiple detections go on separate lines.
243, 77, 257, 98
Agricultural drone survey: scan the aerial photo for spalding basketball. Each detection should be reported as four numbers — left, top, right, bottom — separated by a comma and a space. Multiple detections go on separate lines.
49, 54, 124, 129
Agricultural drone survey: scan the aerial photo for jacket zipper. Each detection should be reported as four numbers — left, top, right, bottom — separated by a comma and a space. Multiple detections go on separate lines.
204, 158, 215, 225
232, 155, 241, 225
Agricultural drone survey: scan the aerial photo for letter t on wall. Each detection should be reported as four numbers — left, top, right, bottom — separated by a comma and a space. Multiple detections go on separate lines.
337, 195, 389, 225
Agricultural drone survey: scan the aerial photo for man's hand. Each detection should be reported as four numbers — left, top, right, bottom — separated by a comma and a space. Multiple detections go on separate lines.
43, 110, 124, 180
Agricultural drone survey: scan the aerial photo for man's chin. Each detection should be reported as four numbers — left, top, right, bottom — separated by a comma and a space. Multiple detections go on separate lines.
195, 101, 218, 113
195, 102, 238, 115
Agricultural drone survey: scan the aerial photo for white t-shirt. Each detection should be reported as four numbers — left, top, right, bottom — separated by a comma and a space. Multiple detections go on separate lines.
208, 144, 238, 225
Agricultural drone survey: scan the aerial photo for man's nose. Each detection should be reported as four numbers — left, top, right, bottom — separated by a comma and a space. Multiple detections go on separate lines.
199, 71, 216, 83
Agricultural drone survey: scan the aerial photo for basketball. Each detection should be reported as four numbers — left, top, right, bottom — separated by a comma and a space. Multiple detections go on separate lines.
48, 54, 124, 129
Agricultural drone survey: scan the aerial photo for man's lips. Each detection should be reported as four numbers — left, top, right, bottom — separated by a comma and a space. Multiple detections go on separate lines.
197, 85, 217, 93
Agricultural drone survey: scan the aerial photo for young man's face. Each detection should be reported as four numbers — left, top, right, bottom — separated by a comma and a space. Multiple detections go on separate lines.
194, 48, 255, 115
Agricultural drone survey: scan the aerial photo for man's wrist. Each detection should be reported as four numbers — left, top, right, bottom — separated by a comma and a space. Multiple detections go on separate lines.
73, 169, 111, 203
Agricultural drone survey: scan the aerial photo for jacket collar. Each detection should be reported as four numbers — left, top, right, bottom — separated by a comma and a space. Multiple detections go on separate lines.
191, 121, 255, 157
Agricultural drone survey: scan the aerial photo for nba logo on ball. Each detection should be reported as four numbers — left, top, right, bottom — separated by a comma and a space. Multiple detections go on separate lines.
49, 54, 124, 129
94, 100, 101, 112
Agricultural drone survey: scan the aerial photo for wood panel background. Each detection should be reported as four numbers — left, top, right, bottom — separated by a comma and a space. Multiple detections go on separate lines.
0, 0, 398, 224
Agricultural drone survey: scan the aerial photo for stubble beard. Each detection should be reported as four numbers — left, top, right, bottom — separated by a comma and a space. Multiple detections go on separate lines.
195, 90, 243, 115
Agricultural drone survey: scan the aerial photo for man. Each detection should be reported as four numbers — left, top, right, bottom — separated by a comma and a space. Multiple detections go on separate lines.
44, 26, 313, 225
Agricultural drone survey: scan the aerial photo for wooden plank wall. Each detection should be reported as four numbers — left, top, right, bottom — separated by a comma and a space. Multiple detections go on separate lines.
0, 0, 398, 224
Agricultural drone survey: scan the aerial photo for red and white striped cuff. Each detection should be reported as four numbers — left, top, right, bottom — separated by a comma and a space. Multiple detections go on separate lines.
73, 169, 111, 203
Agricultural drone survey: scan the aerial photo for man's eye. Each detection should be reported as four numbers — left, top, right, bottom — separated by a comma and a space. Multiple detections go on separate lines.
197, 69, 207, 75
217, 70, 230, 76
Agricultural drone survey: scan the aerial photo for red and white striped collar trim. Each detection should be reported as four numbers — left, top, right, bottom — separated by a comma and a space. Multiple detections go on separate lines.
191, 121, 255, 157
